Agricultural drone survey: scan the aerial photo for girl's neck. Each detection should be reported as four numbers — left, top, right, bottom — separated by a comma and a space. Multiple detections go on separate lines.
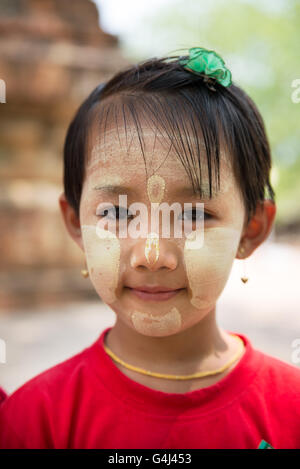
104, 307, 241, 378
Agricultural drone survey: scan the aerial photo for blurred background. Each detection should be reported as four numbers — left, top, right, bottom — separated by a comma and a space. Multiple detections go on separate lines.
0, 0, 299, 393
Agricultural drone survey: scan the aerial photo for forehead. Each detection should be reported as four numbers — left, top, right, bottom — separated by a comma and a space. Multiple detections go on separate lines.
86, 124, 235, 194
87, 125, 174, 169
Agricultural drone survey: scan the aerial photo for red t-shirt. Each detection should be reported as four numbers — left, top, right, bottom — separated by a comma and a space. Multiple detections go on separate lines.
0, 326, 299, 449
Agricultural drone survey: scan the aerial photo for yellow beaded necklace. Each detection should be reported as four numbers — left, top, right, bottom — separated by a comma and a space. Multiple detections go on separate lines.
103, 334, 245, 380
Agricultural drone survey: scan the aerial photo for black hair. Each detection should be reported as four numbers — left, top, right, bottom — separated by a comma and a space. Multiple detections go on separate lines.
63, 53, 275, 225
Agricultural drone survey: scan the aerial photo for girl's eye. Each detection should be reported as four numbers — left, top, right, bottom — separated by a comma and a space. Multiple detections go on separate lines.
97, 207, 212, 222
96, 206, 134, 221
179, 209, 211, 222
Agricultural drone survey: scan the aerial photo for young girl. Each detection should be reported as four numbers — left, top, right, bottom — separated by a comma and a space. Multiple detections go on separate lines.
0, 47, 299, 449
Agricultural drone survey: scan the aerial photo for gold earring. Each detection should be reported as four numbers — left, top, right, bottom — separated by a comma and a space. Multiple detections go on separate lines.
239, 246, 248, 283
81, 262, 89, 278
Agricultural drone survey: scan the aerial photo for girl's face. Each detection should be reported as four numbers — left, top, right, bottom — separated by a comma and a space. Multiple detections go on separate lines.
79, 124, 246, 337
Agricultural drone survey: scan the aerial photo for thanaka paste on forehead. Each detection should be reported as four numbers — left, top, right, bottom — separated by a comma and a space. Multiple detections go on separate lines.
81, 224, 120, 305
89, 127, 137, 169
96, 126, 224, 147
89, 125, 233, 197
90, 126, 229, 164
90, 136, 109, 164
147, 174, 166, 204
131, 307, 181, 335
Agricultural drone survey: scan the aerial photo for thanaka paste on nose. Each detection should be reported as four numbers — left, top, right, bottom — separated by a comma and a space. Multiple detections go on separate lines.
145, 174, 166, 264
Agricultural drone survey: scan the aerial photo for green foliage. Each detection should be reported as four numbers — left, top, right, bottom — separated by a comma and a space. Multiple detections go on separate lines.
128, 0, 300, 227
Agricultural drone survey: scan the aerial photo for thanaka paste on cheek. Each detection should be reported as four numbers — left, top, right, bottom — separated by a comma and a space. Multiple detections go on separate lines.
131, 307, 182, 336
184, 226, 241, 309
182, 154, 245, 309
81, 224, 120, 305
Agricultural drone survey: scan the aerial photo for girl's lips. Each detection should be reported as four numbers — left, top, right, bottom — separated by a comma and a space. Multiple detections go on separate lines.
126, 287, 184, 302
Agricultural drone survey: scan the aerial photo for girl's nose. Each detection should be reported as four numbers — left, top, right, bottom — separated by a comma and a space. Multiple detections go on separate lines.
130, 234, 178, 272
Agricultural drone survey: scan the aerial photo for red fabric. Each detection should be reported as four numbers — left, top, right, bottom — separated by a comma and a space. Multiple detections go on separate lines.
0, 387, 7, 405
0, 326, 299, 449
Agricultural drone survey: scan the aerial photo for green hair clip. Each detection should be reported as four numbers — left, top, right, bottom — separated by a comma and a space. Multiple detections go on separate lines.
178, 47, 232, 90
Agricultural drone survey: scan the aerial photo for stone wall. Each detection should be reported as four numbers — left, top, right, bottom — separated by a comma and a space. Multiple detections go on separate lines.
0, 0, 132, 311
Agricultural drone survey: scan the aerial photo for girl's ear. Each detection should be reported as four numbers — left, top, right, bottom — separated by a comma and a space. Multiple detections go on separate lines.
58, 192, 84, 252
238, 199, 276, 258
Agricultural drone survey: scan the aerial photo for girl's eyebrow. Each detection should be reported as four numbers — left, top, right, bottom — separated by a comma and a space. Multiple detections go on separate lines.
92, 183, 218, 199
179, 185, 212, 197
92, 184, 135, 194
